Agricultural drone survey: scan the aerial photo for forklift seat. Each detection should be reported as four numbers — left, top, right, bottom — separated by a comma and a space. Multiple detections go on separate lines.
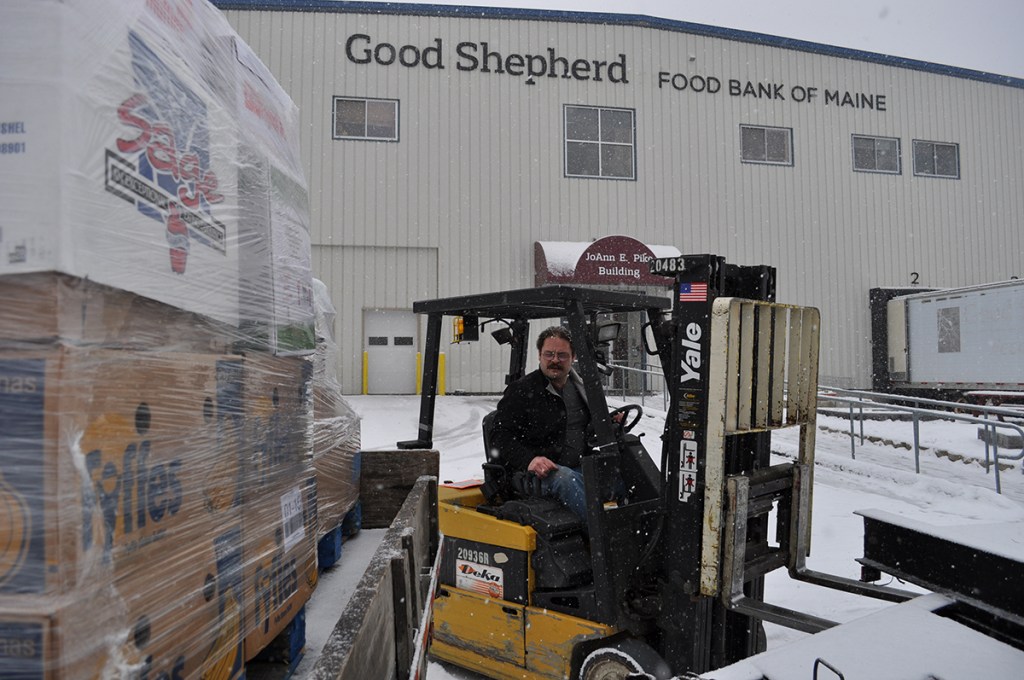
480, 411, 508, 503
480, 410, 547, 504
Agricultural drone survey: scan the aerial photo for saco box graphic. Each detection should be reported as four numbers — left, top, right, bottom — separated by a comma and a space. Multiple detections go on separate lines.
0, 0, 238, 326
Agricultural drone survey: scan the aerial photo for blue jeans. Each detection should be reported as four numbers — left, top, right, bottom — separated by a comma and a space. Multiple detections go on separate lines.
540, 465, 587, 521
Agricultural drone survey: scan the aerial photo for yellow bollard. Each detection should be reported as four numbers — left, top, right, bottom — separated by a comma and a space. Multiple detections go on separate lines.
438, 352, 446, 396
362, 351, 369, 395
416, 352, 422, 395
413, 352, 445, 396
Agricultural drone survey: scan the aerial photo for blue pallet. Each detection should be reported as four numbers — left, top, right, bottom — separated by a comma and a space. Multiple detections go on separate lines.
318, 501, 364, 572
252, 606, 305, 669
317, 525, 344, 571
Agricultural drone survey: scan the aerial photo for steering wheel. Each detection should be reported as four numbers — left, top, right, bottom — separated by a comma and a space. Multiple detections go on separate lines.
608, 404, 643, 433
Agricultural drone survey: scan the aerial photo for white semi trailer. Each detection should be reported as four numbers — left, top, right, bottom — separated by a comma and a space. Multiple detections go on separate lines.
887, 279, 1024, 397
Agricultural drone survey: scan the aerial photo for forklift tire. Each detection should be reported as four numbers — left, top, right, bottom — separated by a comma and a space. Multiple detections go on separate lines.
577, 638, 672, 680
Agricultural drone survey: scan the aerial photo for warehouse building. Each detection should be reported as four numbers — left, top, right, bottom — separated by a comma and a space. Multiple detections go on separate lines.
216, 1, 1024, 395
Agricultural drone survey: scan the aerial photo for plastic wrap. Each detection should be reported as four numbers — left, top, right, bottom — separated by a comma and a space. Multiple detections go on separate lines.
0, 0, 326, 677
311, 279, 361, 540
0, 0, 313, 355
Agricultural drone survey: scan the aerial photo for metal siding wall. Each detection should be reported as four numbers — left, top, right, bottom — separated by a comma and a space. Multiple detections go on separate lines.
224, 8, 1024, 393
313, 245, 438, 394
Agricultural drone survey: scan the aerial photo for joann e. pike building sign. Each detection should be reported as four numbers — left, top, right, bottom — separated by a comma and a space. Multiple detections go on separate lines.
345, 34, 890, 111
535, 236, 682, 287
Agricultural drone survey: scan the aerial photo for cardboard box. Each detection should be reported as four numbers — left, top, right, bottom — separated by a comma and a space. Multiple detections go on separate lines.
0, 0, 243, 326
0, 518, 246, 679
0, 1, 315, 352
239, 354, 313, 500
236, 148, 315, 356
0, 589, 116, 680
111, 517, 246, 680
226, 35, 315, 356
242, 473, 318, 660
0, 347, 245, 596
0, 272, 233, 351
232, 354, 317, 658
313, 416, 361, 538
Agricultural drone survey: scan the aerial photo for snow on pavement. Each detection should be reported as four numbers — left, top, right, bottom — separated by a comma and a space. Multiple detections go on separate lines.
295, 395, 1024, 679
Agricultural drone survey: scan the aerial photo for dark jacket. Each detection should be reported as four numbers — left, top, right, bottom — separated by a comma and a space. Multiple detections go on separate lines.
490, 369, 590, 472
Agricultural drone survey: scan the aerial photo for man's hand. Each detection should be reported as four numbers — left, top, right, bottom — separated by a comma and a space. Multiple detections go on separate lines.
527, 456, 558, 479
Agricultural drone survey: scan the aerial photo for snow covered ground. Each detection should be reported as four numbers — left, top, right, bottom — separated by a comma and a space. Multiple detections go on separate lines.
294, 394, 1024, 679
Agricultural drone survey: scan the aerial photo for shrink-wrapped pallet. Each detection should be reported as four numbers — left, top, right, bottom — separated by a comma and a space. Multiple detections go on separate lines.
0, 1, 319, 677
311, 280, 361, 541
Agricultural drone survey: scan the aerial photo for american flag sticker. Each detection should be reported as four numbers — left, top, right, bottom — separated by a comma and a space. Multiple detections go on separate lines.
679, 283, 708, 302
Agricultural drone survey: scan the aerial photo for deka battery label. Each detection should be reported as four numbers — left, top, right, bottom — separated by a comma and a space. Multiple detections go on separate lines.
0, 360, 46, 594
455, 559, 505, 599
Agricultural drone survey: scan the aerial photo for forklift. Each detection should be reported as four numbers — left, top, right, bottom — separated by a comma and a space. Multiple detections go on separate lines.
399, 255, 985, 679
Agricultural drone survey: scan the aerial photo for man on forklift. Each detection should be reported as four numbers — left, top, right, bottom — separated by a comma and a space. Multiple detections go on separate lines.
490, 326, 593, 520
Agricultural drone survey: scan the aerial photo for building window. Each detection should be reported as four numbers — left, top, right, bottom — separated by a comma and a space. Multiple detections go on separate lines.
333, 97, 399, 141
913, 140, 960, 179
564, 105, 636, 180
852, 135, 901, 174
740, 125, 792, 166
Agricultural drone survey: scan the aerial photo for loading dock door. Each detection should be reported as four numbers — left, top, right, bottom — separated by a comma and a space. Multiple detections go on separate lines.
365, 309, 418, 394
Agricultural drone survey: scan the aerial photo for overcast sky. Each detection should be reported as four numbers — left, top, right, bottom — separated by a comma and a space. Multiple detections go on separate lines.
357, 0, 1024, 79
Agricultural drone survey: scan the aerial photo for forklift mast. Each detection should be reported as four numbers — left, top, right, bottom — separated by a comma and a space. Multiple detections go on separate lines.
649, 254, 822, 673
649, 255, 774, 671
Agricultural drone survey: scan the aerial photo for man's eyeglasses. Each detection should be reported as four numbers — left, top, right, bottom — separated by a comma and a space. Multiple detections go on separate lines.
541, 351, 572, 361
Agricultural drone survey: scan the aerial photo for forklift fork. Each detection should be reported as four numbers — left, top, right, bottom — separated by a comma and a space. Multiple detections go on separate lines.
706, 298, 913, 634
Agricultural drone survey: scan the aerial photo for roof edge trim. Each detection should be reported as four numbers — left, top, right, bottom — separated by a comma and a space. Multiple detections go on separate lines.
211, 0, 1024, 89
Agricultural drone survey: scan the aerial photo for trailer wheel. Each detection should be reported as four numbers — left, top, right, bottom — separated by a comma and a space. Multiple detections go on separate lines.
578, 638, 671, 680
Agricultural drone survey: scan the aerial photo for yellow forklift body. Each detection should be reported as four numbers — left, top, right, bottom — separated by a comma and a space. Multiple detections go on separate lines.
431, 586, 616, 680
432, 484, 617, 679
438, 484, 536, 552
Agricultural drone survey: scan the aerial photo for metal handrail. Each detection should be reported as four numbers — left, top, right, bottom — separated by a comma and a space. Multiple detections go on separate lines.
602, 360, 669, 411
596, 371, 1024, 494
820, 386, 1024, 494
823, 386, 1024, 421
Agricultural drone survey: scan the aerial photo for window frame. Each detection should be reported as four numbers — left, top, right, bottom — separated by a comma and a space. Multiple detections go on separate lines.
912, 139, 961, 179
739, 124, 794, 167
851, 134, 902, 175
563, 104, 637, 181
332, 96, 400, 142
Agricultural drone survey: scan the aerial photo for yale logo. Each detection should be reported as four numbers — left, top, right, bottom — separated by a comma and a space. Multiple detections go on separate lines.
81, 403, 184, 560
679, 322, 703, 384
